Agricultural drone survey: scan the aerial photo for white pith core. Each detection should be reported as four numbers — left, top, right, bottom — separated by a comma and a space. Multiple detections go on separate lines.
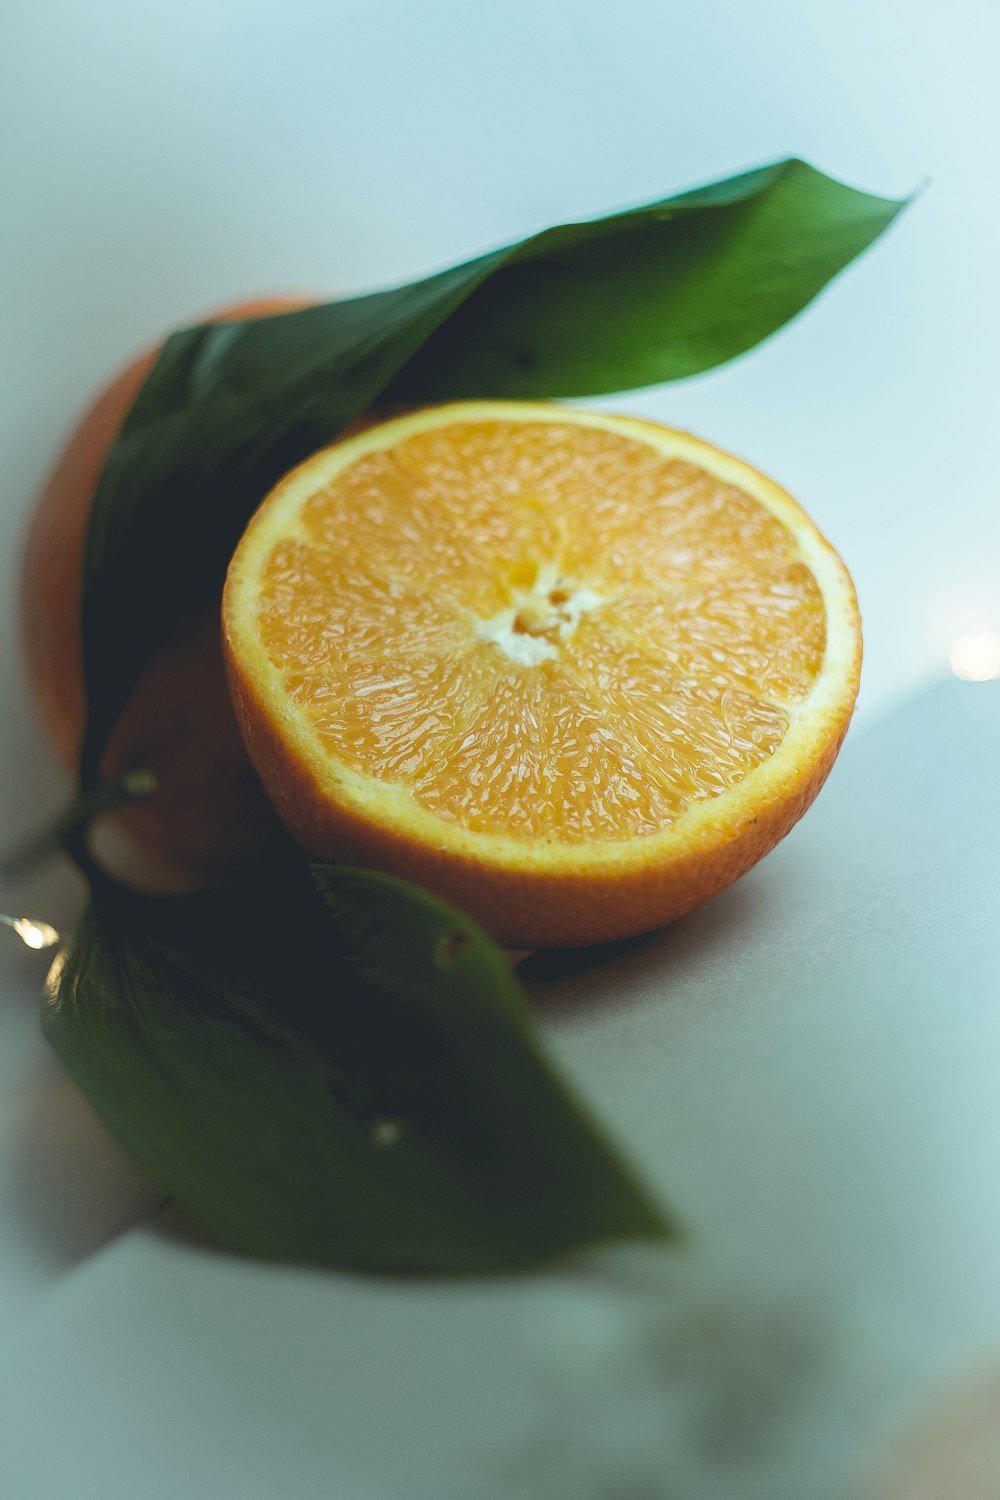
474, 563, 605, 666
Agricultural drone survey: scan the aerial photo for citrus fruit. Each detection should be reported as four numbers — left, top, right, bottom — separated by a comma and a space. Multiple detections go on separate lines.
223, 401, 861, 948
22, 297, 311, 890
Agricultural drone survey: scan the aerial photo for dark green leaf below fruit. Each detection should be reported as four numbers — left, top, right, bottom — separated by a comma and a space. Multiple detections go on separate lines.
43, 855, 670, 1274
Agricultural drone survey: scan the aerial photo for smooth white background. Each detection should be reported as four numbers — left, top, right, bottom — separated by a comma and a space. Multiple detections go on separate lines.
1, 2, 999, 1496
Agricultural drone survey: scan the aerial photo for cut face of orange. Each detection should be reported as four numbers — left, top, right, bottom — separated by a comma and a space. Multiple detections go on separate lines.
223, 402, 861, 947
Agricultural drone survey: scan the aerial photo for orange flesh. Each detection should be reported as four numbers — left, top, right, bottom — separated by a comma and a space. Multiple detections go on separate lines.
256, 420, 826, 843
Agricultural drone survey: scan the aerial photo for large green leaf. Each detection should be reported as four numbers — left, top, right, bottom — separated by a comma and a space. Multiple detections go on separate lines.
386, 158, 908, 400
43, 856, 669, 1273
79, 158, 907, 782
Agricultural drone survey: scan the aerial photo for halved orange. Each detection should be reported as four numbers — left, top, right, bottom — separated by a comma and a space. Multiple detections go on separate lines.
223, 402, 861, 947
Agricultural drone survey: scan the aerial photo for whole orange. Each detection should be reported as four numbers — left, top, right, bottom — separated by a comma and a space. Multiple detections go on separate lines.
22, 297, 312, 890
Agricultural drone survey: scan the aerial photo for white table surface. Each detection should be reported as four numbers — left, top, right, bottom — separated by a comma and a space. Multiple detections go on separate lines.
2, 2, 999, 1495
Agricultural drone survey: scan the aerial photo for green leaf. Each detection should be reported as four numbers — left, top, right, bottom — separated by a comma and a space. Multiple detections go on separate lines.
386, 158, 909, 400
43, 856, 670, 1273
79, 158, 908, 782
